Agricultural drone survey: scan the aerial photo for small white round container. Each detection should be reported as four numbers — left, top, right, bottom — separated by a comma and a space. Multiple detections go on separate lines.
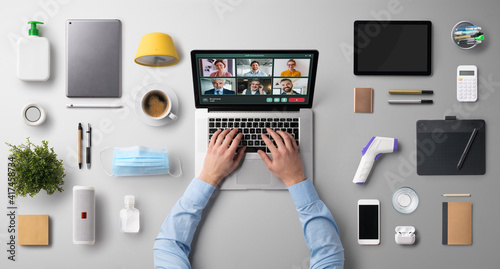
22, 103, 46, 126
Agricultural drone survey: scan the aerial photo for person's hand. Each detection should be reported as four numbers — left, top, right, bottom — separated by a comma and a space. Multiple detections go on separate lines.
199, 128, 246, 187
257, 128, 305, 187
258, 84, 264, 94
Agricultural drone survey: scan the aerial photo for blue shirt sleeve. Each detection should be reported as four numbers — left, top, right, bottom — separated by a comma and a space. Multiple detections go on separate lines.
154, 177, 215, 269
154, 178, 344, 269
288, 179, 345, 269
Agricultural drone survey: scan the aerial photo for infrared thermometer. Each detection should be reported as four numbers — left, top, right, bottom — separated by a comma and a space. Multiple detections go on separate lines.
353, 136, 398, 184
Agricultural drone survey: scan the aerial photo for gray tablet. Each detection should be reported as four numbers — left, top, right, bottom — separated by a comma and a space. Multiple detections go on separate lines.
66, 19, 121, 97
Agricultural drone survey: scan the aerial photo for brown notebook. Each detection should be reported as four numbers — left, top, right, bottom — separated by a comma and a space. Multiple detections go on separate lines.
442, 202, 472, 245
18, 215, 49, 245
353, 88, 373, 113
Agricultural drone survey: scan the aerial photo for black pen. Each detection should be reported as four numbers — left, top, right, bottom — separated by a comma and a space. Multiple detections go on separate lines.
78, 123, 82, 169
86, 124, 91, 169
388, 100, 433, 104
457, 128, 478, 170
389, 90, 434, 94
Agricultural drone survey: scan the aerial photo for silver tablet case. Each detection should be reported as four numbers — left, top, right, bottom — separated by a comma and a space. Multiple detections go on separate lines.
66, 19, 121, 97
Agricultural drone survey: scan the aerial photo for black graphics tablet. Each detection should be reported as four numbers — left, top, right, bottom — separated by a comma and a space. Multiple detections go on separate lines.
354, 21, 432, 76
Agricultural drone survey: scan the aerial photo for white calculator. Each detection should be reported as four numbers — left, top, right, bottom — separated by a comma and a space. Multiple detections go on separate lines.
457, 65, 477, 102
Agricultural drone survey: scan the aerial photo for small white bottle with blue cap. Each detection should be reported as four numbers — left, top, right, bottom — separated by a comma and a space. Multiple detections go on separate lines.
17, 21, 50, 81
120, 195, 140, 233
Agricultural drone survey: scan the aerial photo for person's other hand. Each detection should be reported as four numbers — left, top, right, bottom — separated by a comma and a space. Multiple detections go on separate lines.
199, 128, 246, 186
257, 128, 305, 187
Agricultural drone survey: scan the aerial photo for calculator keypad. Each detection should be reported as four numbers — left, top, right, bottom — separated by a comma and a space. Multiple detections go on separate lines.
457, 77, 477, 102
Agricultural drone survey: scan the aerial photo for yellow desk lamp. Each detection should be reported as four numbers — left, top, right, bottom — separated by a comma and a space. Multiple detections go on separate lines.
134, 33, 179, 67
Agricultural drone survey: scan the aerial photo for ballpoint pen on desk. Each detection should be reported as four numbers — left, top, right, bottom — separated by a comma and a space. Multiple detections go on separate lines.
389, 90, 433, 95
388, 100, 433, 104
78, 123, 82, 169
86, 124, 92, 169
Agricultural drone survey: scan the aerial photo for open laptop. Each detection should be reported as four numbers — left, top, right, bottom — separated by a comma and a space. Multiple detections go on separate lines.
191, 50, 318, 190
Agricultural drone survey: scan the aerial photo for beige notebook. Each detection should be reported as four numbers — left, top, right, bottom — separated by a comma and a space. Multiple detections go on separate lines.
442, 202, 472, 245
353, 88, 373, 113
18, 215, 49, 245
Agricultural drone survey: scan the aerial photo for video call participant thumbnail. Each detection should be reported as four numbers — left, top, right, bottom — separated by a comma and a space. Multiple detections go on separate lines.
210, 59, 233, 77
280, 59, 301, 77
280, 78, 301, 95
241, 79, 267, 95
243, 61, 268, 77
204, 79, 235, 95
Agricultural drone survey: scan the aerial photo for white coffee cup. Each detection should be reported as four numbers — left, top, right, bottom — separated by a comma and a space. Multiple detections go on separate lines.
141, 90, 177, 120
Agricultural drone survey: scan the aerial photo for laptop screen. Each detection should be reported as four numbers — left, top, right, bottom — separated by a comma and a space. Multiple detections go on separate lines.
191, 50, 318, 109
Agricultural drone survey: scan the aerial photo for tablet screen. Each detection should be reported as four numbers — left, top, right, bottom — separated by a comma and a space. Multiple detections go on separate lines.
354, 21, 432, 76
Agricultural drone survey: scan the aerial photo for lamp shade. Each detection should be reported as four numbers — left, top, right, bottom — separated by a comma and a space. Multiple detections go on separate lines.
134, 33, 179, 67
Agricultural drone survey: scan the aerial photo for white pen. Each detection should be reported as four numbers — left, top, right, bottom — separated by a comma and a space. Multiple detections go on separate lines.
66, 104, 123, 108
388, 100, 433, 104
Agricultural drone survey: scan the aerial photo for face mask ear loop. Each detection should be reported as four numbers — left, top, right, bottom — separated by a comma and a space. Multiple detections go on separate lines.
169, 156, 183, 177
99, 147, 114, 177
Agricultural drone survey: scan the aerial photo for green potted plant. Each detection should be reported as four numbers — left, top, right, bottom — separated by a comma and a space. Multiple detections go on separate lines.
6, 138, 66, 197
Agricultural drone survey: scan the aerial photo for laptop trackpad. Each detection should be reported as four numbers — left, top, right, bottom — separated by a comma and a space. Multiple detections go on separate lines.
236, 160, 272, 185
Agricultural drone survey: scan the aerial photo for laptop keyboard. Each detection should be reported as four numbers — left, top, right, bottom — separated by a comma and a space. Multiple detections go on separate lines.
208, 117, 299, 153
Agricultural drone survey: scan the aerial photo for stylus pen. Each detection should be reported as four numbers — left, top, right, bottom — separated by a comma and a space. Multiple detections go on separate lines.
389, 90, 433, 94
388, 100, 433, 104
78, 123, 82, 169
457, 128, 478, 170
67, 104, 123, 108
86, 124, 91, 169
442, 194, 471, 197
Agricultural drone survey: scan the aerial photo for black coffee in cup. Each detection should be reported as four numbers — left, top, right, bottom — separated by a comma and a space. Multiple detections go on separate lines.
142, 90, 169, 118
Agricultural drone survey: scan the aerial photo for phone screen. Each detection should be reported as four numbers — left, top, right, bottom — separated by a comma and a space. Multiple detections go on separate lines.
359, 205, 379, 239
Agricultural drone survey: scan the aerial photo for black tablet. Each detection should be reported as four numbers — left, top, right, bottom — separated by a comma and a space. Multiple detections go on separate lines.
354, 21, 432, 76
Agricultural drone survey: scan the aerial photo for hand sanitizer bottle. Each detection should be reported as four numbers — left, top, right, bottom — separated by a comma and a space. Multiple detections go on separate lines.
120, 195, 140, 233
17, 21, 50, 81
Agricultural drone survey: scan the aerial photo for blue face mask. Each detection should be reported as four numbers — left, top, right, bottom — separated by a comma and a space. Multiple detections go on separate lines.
100, 146, 181, 177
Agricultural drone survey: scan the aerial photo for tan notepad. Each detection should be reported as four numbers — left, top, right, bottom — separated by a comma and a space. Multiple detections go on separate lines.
18, 215, 49, 245
353, 88, 373, 113
442, 202, 472, 245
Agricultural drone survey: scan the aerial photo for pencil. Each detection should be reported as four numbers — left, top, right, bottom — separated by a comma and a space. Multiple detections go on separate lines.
442, 194, 471, 197
389, 90, 433, 94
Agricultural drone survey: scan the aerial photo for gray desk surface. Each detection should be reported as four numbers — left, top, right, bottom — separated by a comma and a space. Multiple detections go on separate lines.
1, 0, 499, 268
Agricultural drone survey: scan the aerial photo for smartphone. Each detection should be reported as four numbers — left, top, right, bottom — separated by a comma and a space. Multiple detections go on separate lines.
357, 199, 380, 245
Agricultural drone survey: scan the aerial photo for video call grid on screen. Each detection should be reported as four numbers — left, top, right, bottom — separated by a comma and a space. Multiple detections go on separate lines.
192, 52, 317, 106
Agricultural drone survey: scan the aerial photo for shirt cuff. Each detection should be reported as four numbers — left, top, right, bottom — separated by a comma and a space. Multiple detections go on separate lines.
182, 177, 216, 208
288, 179, 319, 209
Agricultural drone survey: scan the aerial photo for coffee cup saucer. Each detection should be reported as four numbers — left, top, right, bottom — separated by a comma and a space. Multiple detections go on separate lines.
135, 83, 179, 127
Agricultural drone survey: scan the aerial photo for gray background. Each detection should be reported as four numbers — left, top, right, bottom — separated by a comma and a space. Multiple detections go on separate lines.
1, 0, 499, 268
